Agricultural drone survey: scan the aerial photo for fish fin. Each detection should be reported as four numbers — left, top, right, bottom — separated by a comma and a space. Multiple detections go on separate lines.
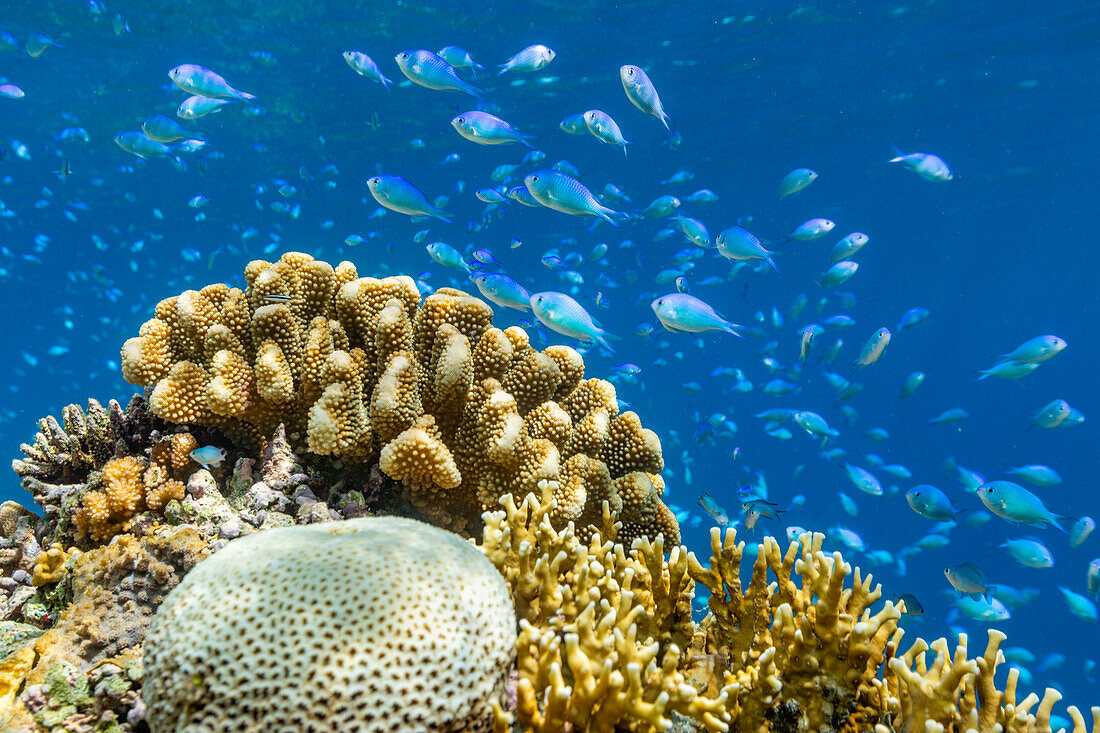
431, 210, 454, 224
888, 147, 906, 162
596, 210, 623, 229
381, 75, 393, 90
622, 142, 630, 159
722, 324, 745, 339
1049, 517, 1071, 534
238, 92, 259, 105
659, 113, 672, 132
519, 134, 536, 150
968, 592, 981, 601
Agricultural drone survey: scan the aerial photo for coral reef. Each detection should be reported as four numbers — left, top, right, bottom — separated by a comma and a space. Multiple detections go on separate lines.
142, 516, 515, 732
118, 251, 676, 539
481, 484, 728, 732
0, 256, 1096, 733
482, 488, 1100, 733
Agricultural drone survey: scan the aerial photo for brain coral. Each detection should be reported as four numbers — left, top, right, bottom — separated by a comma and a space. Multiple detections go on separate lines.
142, 516, 516, 732
119, 251, 677, 540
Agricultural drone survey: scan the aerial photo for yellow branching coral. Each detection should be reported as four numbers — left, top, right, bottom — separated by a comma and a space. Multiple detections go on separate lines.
481, 486, 728, 732
120, 252, 678, 537
482, 492, 1099, 732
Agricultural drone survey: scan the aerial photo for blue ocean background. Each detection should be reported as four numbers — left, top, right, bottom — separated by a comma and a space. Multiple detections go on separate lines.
1, 0, 1096, 719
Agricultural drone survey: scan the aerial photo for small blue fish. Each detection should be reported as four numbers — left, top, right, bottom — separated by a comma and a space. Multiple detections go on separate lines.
169, 64, 257, 103
343, 51, 393, 89
190, 445, 227, 469
426, 242, 469, 271
783, 217, 835, 242
524, 170, 626, 227
395, 49, 485, 99
896, 307, 930, 331
929, 407, 969, 424
777, 168, 818, 199
830, 232, 869, 262
367, 175, 452, 222
452, 111, 534, 148
620, 64, 672, 131
498, 44, 555, 75
1001, 335, 1067, 363
530, 291, 614, 350
944, 562, 994, 601
651, 293, 742, 335
715, 226, 778, 272
437, 45, 486, 77
697, 492, 729, 526
584, 110, 630, 158
906, 484, 961, 522
978, 480, 1068, 532
472, 272, 530, 310
557, 113, 587, 136
889, 149, 953, 181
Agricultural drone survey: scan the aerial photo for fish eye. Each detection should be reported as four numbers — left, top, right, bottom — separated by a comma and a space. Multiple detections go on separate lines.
456, 117, 464, 123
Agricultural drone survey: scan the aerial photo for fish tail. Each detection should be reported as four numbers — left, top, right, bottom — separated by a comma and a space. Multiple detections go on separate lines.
381, 75, 393, 90
519, 134, 536, 150
596, 209, 623, 229
431, 209, 454, 224
622, 142, 630, 160
238, 91, 259, 105
462, 81, 486, 100
723, 323, 745, 339
495, 65, 509, 77
660, 113, 672, 132
888, 147, 906, 162
765, 257, 781, 275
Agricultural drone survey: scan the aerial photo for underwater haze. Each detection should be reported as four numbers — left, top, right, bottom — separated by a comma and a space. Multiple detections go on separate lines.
1, 0, 1098, 721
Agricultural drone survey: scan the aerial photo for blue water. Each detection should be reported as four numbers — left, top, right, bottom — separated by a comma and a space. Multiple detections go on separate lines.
1, 0, 1096, 718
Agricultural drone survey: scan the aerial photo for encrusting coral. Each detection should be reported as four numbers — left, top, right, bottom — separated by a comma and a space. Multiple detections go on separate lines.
118, 251, 677, 539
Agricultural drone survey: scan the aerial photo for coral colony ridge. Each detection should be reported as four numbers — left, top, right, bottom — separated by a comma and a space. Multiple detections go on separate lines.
0, 253, 1093, 731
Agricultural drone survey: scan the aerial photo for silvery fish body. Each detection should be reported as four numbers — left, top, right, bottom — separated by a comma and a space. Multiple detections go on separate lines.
169, 64, 257, 103
530, 291, 613, 350
650, 293, 742, 336
523, 170, 625, 227
343, 51, 393, 89
498, 44, 555, 75
451, 111, 533, 148
395, 49, 485, 99
367, 175, 452, 223
620, 64, 671, 131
